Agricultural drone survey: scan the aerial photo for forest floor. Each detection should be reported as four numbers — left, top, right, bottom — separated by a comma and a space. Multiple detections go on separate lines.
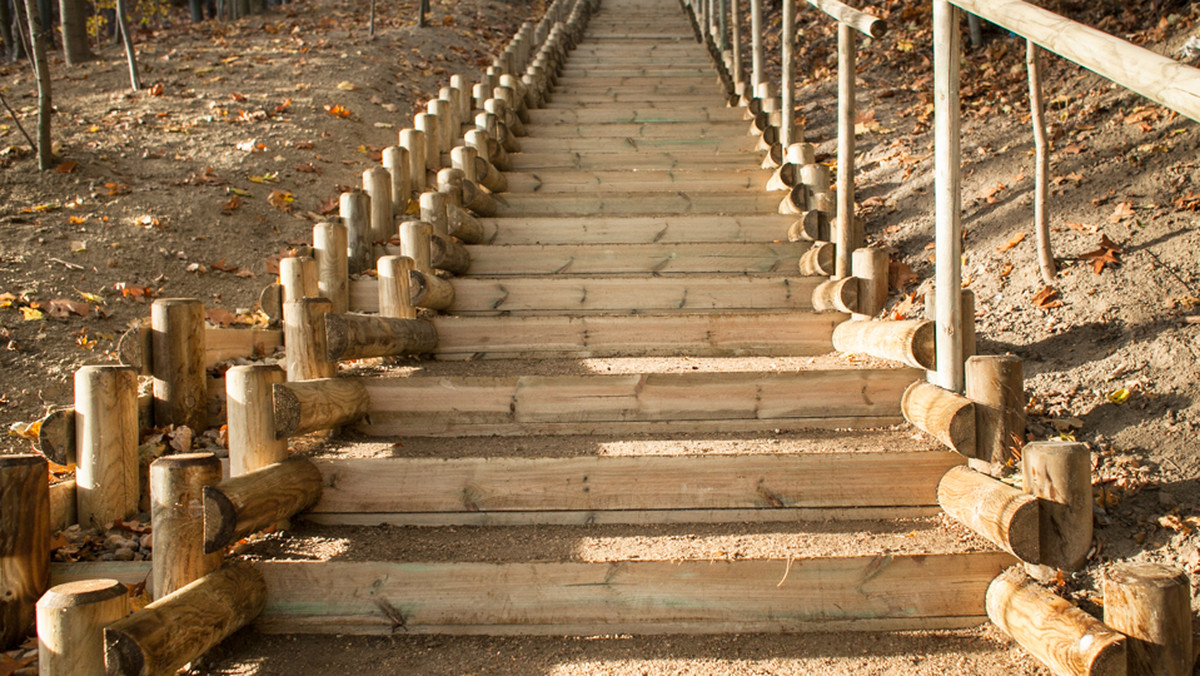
2, 0, 1200, 673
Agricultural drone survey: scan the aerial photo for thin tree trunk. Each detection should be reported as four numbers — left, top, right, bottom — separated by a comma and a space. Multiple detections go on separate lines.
0, 0, 13, 62
115, 0, 140, 90
1027, 40, 1055, 284
58, 0, 92, 64
368, 0, 375, 38
417, 0, 427, 27
23, 0, 50, 170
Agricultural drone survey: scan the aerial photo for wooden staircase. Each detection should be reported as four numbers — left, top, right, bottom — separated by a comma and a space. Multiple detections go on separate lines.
242, 0, 1015, 636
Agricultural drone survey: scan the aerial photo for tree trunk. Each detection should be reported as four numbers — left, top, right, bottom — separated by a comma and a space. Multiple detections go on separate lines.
23, 0, 51, 170
114, 0, 140, 90
58, 0, 91, 64
0, 0, 14, 63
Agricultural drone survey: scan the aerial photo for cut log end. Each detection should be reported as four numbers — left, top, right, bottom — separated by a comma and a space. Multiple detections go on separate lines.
202, 485, 238, 555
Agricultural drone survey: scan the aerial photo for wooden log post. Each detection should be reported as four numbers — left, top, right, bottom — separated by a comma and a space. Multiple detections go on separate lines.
363, 166, 394, 246
987, 567, 1126, 676
150, 453, 223, 600
1103, 563, 1192, 676
381, 145, 412, 216
925, 288, 977, 370
833, 319, 936, 370
798, 241, 835, 276
202, 456, 322, 553
278, 255, 317, 306
965, 354, 1025, 474
780, 0, 795, 147
446, 202, 486, 244
428, 98, 455, 152
415, 113, 441, 173
420, 190, 451, 238
811, 277, 858, 313
151, 298, 206, 432
313, 221, 349, 316
933, 0, 964, 393
938, 466, 1039, 561
0, 454, 49, 649
750, 0, 763, 89
74, 365, 139, 530
787, 211, 822, 242
451, 145, 478, 182
499, 75, 530, 122
339, 190, 372, 275
272, 379, 370, 439
487, 96, 525, 137
766, 162, 798, 192
778, 183, 809, 215
835, 21, 858, 280
430, 234, 471, 275
400, 221, 455, 311
467, 128, 509, 172
472, 83, 489, 114
461, 180, 499, 217
36, 579, 128, 676
325, 313, 438, 361
283, 297, 336, 382
225, 364, 287, 477
399, 128, 427, 192
377, 255, 417, 320
901, 381, 976, 457
729, 0, 742, 90
852, 248, 889, 320
103, 563, 267, 676
1023, 441, 1092, 575
437, 167, 465, 209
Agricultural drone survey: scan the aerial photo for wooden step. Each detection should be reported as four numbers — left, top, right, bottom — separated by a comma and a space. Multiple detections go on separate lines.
306, 451, 962, 524
457, 242, 807, 275
348, 274, 821, 315
505, 168, 769, 193
552, 83, 729, 97
547, 94, 728, 105
515, 136, 757, 155
523, 121, 753, 139
229, 520, 1015, 635
509, 151, 761, 171
493, 191, 779, 216
349, 366, 920, 436
554, 68, 716, 78
429, 311, 840, 359
482, 214, 794, 245
527, 106, 745, 124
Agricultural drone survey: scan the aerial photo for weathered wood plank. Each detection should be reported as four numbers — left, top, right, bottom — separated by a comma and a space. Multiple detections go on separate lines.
493, 192, 782, 216
516, 136, 758, 154
429, 312, 841, 359
310, 452, 964, 514
348, 275, 821, 315
454, 242, 808, 275
254, 553, 1015, 634
504, 169, 769, 193
353, 368, 920, 435
484, 215, 794, 245
510, 152, 764, 171
527, 107, 745, 125
204, 328, 283, 368
524, 122, 754, 139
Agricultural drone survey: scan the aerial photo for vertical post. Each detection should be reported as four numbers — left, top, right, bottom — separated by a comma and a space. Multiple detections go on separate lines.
1103, 564, 1192, 676
225, 364, 287, 477
965, 355, 1024, 474
283, 297, 336, 382
780, 0, 795, 148
150, 453, 222, 599
313, 221, 349, 316
420, 191, 451, 238
340, 191, 371, 275
151, 298, 207, 432
363, 166, 393, 246
415, 113, 440, 173
1022, 441, 1091, 576
750, 0, 763, 89
730, 0, 742, 91
74, 365, 139, 529
378, 255, 417, 320
851, 248, 888, 320
0, 454, 49, 649
278, 256, 317, 305
400, 221, 434, 275
933, 0, 963, 392
1027, 41, 1056, 284
382, 146, 412, 217
36, 579, 128, 676
399, 128, 427, 192
835, 23, 857, 280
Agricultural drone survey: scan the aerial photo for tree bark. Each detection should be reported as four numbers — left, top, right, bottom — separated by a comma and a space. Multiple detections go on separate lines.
23, 0, 51, 170
58, 0, 93, 64
115, 0, 141, 91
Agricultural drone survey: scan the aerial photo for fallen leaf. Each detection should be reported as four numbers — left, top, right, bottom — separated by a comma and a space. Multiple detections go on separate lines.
889, 261, 919, 289
1032, 286, 1062, 309
999, 262, 1013, 278
1078, 234, 1123, 274
228, 187, 254, 198
1065, 221, 1098, 233
336, 81, 359, 91
1109, 201, 1135, 223
248, 171, 279, 184
206, 308, 238, 327
56, 160, 77, 174
997, 231, 1026, 252
7, 419, 40, 442
222, 195, 242, 213
324, 104, 353, 118
148, 82, 165, 96
20, 306, 44, 321
106, 182, 131, 196
267, 190, 295, 211
77, 289, 104, 304
47, 298, 91, 318
1108, 388, 1131, 405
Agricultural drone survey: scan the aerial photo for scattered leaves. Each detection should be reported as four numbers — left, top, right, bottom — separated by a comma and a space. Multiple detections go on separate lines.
997, 232, 1026, 252
336, 81, 359, 91
56, 160, 77, 174
267, 190, 295, 211
222, 195, 243, 213
889, 260, 919, 289
324, 104, 353, 118
1107, 388, 1131, 405
1109, 201, 1135, 224
1078, 234, 1123, 274
20, 306, 44, 321
106, 182, 131, 196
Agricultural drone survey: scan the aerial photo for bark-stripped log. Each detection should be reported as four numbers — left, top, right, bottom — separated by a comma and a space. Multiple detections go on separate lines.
203, 456, 322, 553
0, 454, 49, 649
324, 313, 438, 361
901, 381, 975, 457
834, 319, 936, 371
938, 466, 1038, 561
272, 378, 369, 439
1103, 563, 1192, 676
811, 277, 858, 313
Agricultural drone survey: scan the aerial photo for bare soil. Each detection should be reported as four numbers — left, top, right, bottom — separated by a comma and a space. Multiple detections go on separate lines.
2, 0, 1199, 673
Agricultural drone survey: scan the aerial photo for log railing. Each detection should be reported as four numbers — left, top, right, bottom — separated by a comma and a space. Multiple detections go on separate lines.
2, 0, 599, 669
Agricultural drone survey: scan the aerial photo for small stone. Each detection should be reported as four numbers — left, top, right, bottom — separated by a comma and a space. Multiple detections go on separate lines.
113, 547, 135, 561
140, 533, 153, 550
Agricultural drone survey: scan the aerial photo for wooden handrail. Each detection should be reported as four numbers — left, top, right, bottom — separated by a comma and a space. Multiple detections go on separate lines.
950, 0, 1200, 123
805, 0, 886, 39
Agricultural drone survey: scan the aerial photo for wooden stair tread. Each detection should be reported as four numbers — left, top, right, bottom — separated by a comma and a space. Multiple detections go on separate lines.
481, 214, 794, 245
493, 191, 783, 216
504, 169, 770, 192
526, 106, 746, 124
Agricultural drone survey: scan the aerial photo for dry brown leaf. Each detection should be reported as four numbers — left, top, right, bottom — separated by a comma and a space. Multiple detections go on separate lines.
888, 261, 919, 289
56, 160, 77, 174
999, 262, 1013, 278
1032, 286, 1062, 309
1078, 235, 1123, 274
997, 232, 1026, 252
1109, 201, 1135, 223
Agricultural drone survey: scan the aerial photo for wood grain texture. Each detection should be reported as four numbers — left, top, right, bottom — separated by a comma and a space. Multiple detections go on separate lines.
459, 242, 808, 276
324, 313, 438, 361
987, 567, 1126, 676
104, 563, 267, 676
834, 319, 936, 371
311, 451, 961, 514
225, 364, 288, 476
36, 578, 128, 676
151, 298, 207, 432
150, 453, 223, 600
1022, 441, 1092, 572
483, 214, 792, 245
74, 366, 139, 530
253, 552, 1014, 635
203, 456, 322, 554
938, 466, 1039, 562
1103, 563, 1192, 676
273, 379, 369, 439
901, 381, 976, 457
0, 454, 49, 649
